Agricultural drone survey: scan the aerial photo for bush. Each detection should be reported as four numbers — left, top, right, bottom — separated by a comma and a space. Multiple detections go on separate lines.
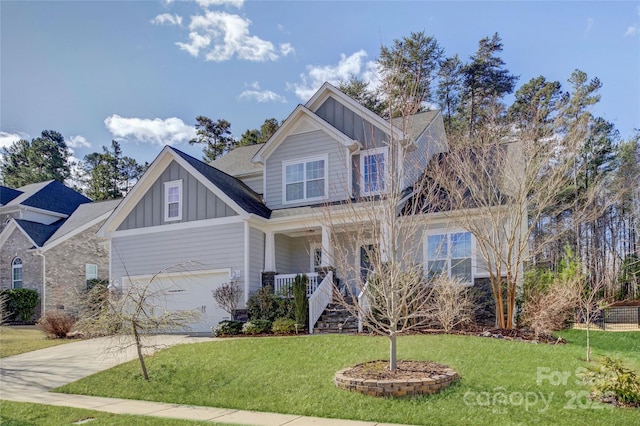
242, 319, 272, 335
272, 317, 297, 334
212, 320, 243, 337
0, 288, 39, 322
212, 281, 241, 317
37, 311, 76, 338
583, 357, 640, 407
293, 274, 308, 328
429, 275, 475, 332
247, 286, 294, 322
0, 292, 9, 325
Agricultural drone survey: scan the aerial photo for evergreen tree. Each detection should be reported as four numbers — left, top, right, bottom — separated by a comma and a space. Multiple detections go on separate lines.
189, 116, 235, 162
0, 130, 71, 187
338, 76, 384, 115
436, 55, 464, 133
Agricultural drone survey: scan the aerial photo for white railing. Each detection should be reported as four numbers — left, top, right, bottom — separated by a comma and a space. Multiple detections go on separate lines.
308, 271, 333, 334
357, 281, 371, 333
274, 272, 319, 297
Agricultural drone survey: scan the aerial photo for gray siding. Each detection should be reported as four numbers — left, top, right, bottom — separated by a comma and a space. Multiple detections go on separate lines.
316, 97, 388, 149
249, 226, 264, 295
241, 175, 263, 195
111, 222, 245, 282
118, 160, 237, 231
403, 115, 447, 188
264, 130, 349, 209
274, 234, 291, 273
289, 236, 312, 273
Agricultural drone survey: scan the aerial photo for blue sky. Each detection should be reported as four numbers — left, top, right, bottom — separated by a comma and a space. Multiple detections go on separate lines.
1, 0, 638, 165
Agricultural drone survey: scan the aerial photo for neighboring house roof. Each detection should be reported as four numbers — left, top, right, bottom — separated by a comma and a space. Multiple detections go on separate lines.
0, 186, 23, 206
44, 199, 121, 249
210, 144, 264, 176
2, 180, 91, 216
170, 147, 271, 219
13, 218, 65, 248
390, 110, 440, 142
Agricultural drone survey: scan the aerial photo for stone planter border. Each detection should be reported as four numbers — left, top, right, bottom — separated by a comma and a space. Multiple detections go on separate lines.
334, 362, 459, 397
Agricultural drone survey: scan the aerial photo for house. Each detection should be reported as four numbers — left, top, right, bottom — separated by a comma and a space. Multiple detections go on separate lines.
0, 180, 119, 318
98, 82, 496, 333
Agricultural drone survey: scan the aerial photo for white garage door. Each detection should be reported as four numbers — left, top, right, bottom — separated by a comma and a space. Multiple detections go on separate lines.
122, 270, 233, 333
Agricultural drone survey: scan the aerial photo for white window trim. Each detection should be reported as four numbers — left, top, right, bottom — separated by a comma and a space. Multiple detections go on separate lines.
423, 230, 475, 286
12, 257, 23, 289
86, 264, 98, 281
359, 147, 388, 196
164, 180, 183, 222
310, 243, 323, 273
281, 155, 329, 205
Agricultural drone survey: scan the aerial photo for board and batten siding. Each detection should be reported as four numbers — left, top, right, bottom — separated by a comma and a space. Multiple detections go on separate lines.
118, 160, 237, 231
264, 130, 349, 209
248, 226, 264, 295
111, 222, 245, 285
315, 97, 388, 150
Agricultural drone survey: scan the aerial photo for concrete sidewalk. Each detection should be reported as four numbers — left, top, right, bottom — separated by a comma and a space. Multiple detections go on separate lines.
0, 335, 408, 426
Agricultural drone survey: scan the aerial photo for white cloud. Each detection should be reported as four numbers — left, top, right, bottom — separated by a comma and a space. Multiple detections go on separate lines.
279, 43, 295, 57
288, 50, 379, 100
68, 135, 91, 149
104, 115, 196, 146
176, 11, 279, 62
151, 13, 183, 26
624, 24, 639, 37
584, 17, 594, 37
239, 82, 287, 103
0, 131, 25, 148
196, 0, 244, 9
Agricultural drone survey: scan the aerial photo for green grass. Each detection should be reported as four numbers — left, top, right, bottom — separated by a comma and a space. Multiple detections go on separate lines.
0, 326, 72, 358
0, 401, 237, 425
57, 332, 640, 425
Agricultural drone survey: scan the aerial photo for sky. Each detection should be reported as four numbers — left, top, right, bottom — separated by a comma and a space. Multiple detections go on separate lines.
1, 0, 639, 166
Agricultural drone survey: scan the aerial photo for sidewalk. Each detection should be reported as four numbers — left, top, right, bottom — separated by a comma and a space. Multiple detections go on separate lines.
0, 335, 408, 426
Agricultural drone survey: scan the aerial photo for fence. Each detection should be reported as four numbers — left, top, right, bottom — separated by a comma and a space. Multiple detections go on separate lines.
574, 305, 640, 331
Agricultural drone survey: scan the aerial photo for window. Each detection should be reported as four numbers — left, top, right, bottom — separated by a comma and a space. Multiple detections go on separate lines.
86, 264, 98, 287
283, 157, 327, 203
12, 258, 22, 289
426, 232, 473, 284
360, 148, 387, 195
164, 180, 182, 222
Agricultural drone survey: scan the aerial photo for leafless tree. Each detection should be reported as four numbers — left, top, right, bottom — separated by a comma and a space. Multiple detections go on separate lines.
212, 280, 241, 318
75, 264, 201, 380
429, 275, 475, 332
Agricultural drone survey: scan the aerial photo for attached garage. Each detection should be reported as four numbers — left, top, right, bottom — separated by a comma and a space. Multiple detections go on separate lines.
122, 269, 233, 333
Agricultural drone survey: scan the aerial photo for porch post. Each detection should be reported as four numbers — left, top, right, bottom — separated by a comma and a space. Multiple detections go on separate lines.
262, 230, 277, 290
380, 221, 390, 263
321, 225, 334, 268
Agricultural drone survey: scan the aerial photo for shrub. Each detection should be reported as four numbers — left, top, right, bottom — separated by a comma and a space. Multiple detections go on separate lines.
429, 275, 475, 332
0, 288, 39, 322
212, 281, 241, 317
247, 286, 294, 322
292, 274, 308, 328
37, 311, 76, 338
242, 319, 272, 335
0, 292, 9, 325
272, 317, 297, 334
583, 357, 640, 407
212, 320, 243, 337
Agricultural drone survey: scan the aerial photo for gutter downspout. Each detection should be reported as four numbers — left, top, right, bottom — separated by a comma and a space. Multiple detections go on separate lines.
35, 251, 46, 316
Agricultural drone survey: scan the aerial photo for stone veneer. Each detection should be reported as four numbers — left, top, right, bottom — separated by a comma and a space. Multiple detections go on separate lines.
334, 364, 459, 397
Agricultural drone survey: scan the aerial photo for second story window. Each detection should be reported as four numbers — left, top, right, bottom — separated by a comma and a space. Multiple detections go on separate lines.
164, 180, 182, 222
12, 257, 23, 289
283, 156, 327, 203
360, 147, 387, 195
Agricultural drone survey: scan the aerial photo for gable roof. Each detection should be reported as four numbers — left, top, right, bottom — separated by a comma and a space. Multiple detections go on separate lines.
171, 148, 271, 218
0, 186, 23, 205
1, 180, 91, 216
210, 143, 264, 177
44, 199, 120, 249
390, 110, 440, 142
13, 219, 65, 248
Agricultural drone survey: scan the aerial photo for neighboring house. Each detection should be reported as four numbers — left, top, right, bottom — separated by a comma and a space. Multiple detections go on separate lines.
0, 180, 118, 318
98, 82, 497, 333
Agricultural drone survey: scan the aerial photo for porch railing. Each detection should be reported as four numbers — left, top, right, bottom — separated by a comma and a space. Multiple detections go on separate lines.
308, 271, 333, 334
273, 272, 319, 297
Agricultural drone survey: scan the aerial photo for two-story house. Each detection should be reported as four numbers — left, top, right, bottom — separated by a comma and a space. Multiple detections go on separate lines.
98, 83, 492, 333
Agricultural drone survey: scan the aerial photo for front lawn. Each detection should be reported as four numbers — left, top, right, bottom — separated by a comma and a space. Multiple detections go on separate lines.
0, 401, 234, 426
0, 326, 72, 358
57, 331, 640, 425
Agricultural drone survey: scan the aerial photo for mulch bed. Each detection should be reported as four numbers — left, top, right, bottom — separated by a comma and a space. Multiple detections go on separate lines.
342, 360, 452, 380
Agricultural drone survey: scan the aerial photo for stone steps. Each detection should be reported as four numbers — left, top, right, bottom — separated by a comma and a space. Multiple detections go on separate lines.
313, 302, 358, 334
